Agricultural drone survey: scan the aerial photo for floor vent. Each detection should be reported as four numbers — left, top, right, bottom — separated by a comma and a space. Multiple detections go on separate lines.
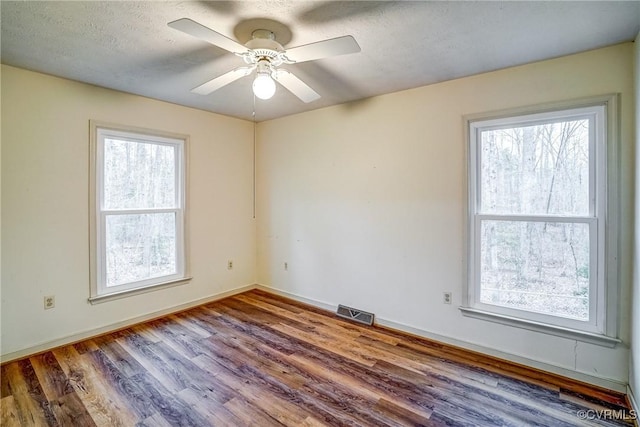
336, 304, 374, 325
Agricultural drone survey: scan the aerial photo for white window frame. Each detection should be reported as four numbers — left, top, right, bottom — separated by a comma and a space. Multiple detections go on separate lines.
89, 121, 190, 303
460, 95, 620, 347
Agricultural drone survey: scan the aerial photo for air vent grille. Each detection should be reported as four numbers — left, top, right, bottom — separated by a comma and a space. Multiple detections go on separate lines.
336, 304, 374, 325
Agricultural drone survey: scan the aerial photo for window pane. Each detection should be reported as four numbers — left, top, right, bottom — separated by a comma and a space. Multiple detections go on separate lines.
104, 138, 176, 209
480, 220, 589, 321
105, 213, 177, 287
480, 119, 589, 215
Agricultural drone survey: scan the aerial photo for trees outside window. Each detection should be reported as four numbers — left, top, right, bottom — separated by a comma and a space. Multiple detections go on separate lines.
464, 99, 617, 340
90, 123, 188, 300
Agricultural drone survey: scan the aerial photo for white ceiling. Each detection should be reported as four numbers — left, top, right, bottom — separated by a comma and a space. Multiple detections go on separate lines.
2, 1, 639, 122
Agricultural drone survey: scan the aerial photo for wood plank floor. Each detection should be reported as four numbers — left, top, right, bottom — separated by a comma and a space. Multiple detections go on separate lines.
1, 289, 634, 426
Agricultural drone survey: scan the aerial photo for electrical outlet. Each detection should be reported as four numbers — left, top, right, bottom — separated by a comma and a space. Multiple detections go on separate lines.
227, 260, 233, 270
44, 295, 55, 310
284, 262, 288, 271
443, 292, 452, 305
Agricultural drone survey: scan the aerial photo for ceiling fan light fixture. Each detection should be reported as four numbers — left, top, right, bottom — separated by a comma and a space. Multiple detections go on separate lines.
252, 73, 276, 100
252, 60, 277, 100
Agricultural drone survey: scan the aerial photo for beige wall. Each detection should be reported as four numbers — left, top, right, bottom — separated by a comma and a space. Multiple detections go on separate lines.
1, 65, 256, 357
256, 43, 634, 388
1, 41, 635, 390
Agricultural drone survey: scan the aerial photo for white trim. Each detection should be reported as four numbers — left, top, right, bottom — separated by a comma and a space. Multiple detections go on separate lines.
88, 276, 193, 304
603, 94, 620, 339
374, 316, 626, 393
253, 284, 338, 312
2, 282, 628, 394
89, 120, 191, 299
0, 284, 256, 364
626, 385, 639, 425
458, 306, 620, 347
476, 214, 596, 223
464, 95, 619, 340
256, 284, 627, 393
463, 94, 621, 124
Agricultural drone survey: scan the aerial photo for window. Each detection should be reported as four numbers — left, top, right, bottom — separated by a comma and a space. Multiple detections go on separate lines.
90, 122, 189, 301
462, 96, 619, 345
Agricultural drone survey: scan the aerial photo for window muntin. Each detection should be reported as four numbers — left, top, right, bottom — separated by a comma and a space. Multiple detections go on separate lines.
92, 125, 187, 298
468, 105, 606, 334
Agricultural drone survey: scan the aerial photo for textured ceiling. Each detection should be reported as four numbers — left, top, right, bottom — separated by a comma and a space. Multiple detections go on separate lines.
2, 1, 639, 121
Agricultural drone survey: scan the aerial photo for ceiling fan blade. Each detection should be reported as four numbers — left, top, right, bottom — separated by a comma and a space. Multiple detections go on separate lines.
285, 35, 360, 63
274, 69, 320, 103
168, 18, 248, 54
192, 66, 254, 95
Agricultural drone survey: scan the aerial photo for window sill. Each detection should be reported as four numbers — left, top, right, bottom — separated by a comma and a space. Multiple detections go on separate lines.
88, 277, 192, 305
459, 306, 620, 348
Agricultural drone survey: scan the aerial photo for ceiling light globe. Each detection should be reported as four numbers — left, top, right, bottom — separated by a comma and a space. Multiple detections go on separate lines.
253, 74, 276, 100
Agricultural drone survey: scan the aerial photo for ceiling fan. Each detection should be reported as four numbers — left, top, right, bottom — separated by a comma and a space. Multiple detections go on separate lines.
168, 18, 361, 103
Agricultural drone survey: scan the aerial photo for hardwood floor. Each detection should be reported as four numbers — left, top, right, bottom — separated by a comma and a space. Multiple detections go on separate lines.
1, 289, 634, 426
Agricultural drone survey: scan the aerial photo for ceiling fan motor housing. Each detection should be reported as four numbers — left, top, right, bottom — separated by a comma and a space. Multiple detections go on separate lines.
255, 58, 275, 78
242, 29, 291, 66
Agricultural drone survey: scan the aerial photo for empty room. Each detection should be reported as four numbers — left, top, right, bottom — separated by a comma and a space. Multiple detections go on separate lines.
2, 1, 640, 426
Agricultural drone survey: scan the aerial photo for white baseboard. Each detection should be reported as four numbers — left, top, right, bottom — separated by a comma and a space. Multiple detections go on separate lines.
3, 282, 629, 395
0, 283, 256, 364
254, 284, 337, 311
256, 284, 628, 393
627, 385, 639, 424
376, 317, 627, 393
